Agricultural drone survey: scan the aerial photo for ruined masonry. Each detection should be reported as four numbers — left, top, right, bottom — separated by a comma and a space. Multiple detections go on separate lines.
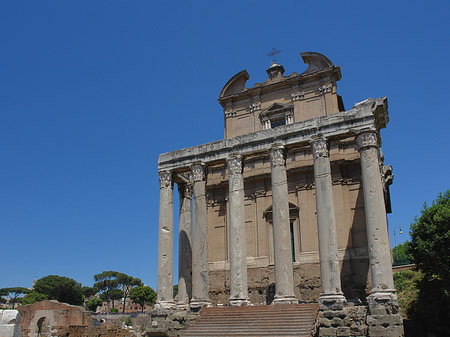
156, 52, 404, 336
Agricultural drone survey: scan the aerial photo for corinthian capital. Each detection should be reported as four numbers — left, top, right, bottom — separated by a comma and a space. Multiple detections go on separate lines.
191, 163, 206, 182
227, 155, 242, 176
270, 146, 285, 167
311, 137, 329, 159
178, 183, 193, 199
356, 131, 378, 151
159, 171, 172, 189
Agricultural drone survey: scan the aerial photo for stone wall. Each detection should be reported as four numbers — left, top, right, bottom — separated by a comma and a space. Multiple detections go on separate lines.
17, 300, 89, 337
0, 310, 22, 337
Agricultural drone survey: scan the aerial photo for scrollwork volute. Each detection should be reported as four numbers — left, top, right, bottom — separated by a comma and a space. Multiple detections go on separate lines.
191, 164, 206, 182
356, 131, 378, 150
159, 171, 172, 189
227, 155, 242, 175
178, 182, 193, 199
270, 147, 285, 167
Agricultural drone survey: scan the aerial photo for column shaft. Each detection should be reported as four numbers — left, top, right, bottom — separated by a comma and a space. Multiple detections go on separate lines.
156, 171, 175, 309
227, 155, 250, 306
270, 146, 296, 304
177, 181, 192, 308
311, 137, 346, 309
357, 131, 395, 298
190, 164, 211, 309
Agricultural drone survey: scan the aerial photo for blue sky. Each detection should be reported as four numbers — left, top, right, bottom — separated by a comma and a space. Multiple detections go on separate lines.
1, 1, 449, 290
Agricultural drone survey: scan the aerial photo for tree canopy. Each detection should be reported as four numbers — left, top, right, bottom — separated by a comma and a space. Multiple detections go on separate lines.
0, 287, 31, 308
407, 190, 450, 284
85, 297, 103, 312
21, 291, 48, 305
129, 286, 156, 313
34, 275, 83, 305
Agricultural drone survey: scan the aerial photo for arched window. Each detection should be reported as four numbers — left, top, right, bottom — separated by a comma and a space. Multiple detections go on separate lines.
264, 203, 300, 264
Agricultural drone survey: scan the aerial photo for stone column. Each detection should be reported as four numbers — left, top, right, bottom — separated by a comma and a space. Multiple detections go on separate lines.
356, 131, 396, 301
177, 178, 193, 309
227, 155, 251, 306
155, 171, 175, 309
190, 163, 211, 309
311, 137, 346, 310
269, 146, 297, 304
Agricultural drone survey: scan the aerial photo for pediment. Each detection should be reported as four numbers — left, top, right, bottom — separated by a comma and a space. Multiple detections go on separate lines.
259, 103, 293, 119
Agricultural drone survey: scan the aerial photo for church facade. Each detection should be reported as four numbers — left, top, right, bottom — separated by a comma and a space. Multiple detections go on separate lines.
155, 52, 398, 321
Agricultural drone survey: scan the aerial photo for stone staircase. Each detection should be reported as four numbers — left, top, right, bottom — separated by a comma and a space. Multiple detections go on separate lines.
182, 303, 320, 337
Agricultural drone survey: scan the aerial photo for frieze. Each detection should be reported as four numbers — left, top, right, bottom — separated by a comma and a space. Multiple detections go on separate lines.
270, 147, 285, 167
227, 155, 242, 175
356, 131, 378, 150
311, 138, 329, 159
159, 171, 172, 189
192, 164, 206, 182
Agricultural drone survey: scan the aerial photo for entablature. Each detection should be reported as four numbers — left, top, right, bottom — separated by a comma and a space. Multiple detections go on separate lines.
158, 97, 388, 173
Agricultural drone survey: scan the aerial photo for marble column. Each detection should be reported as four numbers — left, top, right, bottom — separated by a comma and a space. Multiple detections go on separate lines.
270, 146, 297, 304
177, 178, 193, 309
357, 131, 396, 301
190, 163, 211, 309
227, 155, 251, 306
155, 171, 175, 309
311, 137, 346, 309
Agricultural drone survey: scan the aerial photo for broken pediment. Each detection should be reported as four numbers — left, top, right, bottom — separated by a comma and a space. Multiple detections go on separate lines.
219, 70, 249, 98
300, 52, 335, 74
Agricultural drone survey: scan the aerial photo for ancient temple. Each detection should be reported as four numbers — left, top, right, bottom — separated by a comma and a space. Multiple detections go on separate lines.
155, 52, 403, 336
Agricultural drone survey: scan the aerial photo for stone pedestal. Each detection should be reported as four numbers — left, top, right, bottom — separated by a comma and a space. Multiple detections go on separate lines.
269, 146, 297, 304
227, 155, 251, 306
311, 137, 346, 309
177, 179, 193, 309
156, 171, 176, 310
190, 163, 211, 309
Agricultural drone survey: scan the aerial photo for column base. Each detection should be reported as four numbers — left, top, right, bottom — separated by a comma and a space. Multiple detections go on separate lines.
368, 288, 398, 304
189, 299, 212, 311
175, 302, 190, 310
228, 297, 252, 306
154, 300, 176, 311
319, 293, 347, 311
272, 294, 297, 305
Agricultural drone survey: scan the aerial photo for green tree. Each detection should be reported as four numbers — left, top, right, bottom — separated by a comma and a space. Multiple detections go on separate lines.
85, 297, 103, 312
129, 286, 156, 313
94, 271, 120, 312
21, 291, 48, 305
34, 275, 83, 305
116, 273, 142, 313
0, 287, 31, 309
392, 241, 412, 266
100, 289, 123, 309
407, 190, 450, 284
82, 286, 98, 300
405, 190, 450, 336
173, 284, 178, 298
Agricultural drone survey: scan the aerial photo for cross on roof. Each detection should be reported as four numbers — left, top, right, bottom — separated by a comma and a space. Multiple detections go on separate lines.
267, 47, 282, 63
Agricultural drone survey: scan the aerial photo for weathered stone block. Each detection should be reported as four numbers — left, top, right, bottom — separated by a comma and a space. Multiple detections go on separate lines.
368, 325, 387, 336
331, 317, 343, 327
320, 317, 331, 327
319, 327, 337, 337
386, 325, 404, 337
336, 326, 351, 336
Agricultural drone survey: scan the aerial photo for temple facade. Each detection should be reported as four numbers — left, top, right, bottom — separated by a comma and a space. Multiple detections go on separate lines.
155, 52, 398, 320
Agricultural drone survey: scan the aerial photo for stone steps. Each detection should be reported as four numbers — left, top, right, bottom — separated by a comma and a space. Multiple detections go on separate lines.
182, 303, 319, 337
